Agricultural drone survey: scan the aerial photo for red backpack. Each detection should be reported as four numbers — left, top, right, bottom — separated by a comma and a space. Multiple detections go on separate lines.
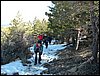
36, 43, 39, 48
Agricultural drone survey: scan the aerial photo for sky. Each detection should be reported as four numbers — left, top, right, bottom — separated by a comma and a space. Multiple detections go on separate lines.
1, 42, 67, 75
1, 1, 53, 26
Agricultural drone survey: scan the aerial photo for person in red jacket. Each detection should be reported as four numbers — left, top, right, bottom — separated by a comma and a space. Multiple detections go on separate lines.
38, 34, 43, 43
38, 34, 43, 40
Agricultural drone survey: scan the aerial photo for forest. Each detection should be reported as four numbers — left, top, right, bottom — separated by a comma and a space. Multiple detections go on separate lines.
1, 1, 99, 75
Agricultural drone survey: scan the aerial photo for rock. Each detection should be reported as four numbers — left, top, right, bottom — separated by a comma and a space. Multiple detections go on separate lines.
22, 63, 27, 66
43, 63, 51, 67
42, 69, 49, 74
67, 67, 78, 73
40, 46, 99, 75
1, 73, 7, 75
26, 61, 32, 64
13, 72, 19, 75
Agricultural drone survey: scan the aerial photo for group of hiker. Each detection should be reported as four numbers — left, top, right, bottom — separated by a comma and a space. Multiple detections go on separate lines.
33, 34, 52, 65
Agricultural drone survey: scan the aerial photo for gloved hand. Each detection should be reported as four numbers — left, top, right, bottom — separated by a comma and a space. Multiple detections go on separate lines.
34, 48, 39, 53
40, 52, 42, 55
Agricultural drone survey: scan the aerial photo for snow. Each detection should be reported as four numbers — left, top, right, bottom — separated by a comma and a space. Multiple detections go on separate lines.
1, 43, 68, 75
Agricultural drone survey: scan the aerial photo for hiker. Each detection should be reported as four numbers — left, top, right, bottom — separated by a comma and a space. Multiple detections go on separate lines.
43, 37, 48, 49
33, 40, 43, 65
48, 36, 52, 44
38, 34, 43, 43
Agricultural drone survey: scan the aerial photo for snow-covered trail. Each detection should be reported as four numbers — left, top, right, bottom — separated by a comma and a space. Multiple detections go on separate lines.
1, 44, 67, 75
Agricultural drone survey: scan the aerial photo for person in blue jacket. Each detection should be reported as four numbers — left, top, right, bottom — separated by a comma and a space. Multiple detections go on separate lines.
34, 40, 43, 65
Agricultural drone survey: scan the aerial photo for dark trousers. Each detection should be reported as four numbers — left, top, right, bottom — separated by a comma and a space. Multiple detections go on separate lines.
49, 40, 51, 44
34, 51, 41, 64
45, 42, 48, 49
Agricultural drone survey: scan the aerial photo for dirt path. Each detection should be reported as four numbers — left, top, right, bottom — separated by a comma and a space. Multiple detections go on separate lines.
42, 46, 99, 75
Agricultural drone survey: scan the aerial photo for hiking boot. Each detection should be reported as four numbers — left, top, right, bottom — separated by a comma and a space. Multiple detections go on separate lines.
39, 62, 41, 64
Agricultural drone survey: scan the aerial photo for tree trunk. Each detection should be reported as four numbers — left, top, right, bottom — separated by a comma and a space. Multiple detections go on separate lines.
76, 29, 81, 50
66, 35, 70, 44
61, 36, 64, 44
72, 35, 76, 48
90, 1, 99, 63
